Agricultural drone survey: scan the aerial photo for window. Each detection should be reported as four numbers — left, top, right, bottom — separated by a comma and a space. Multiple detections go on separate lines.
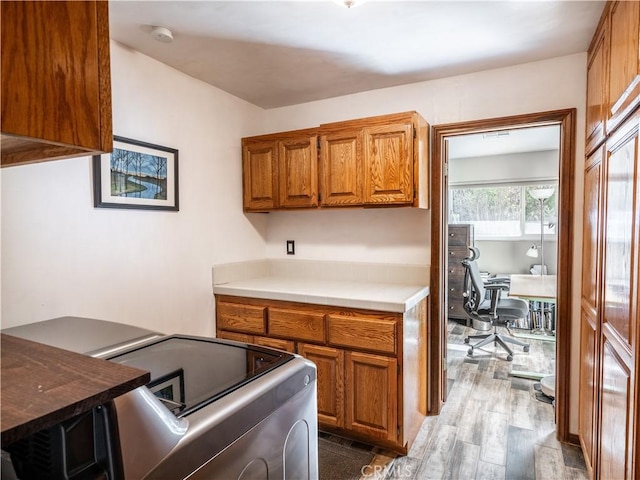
449, 182, 557, 239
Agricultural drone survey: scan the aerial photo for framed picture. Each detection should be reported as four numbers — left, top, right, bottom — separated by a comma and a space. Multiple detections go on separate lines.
147, 368, 186, 414
93, 136, 179, 211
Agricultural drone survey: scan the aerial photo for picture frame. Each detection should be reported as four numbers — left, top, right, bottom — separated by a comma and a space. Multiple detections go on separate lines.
147, 368, 186, 413
93, 136, 179, 211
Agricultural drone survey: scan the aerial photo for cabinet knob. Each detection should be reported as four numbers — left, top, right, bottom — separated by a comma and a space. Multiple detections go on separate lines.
450, 306, 455, 310
449, 233, 455, 237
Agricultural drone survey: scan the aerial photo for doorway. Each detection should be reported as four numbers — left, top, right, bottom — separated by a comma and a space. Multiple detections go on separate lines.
428, 109, 576, 443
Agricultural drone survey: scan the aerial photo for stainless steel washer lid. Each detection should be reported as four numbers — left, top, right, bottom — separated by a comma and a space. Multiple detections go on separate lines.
1, 316, 162, 357
107, 335, 294, 416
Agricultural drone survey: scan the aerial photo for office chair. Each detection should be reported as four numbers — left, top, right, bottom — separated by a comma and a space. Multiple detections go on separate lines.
461, 247, 530, 361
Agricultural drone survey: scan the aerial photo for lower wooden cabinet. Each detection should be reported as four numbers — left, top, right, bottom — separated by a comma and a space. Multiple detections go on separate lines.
598, 339, 633, 480
298, 343, 344, 428
345, 351, 398, 442
215, 294, 428, 454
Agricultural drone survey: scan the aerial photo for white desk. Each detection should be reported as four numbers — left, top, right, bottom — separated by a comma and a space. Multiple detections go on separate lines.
508, 274, 557, 391
509, 274, 557, 302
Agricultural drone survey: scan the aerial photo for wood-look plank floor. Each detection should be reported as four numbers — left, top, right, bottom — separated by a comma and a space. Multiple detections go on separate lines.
360, 321, 588, 480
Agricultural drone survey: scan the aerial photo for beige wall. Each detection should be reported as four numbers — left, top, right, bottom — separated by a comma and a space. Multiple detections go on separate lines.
259, 53, 586, 434
0, 48, 586, 433
0, 41, 269, 335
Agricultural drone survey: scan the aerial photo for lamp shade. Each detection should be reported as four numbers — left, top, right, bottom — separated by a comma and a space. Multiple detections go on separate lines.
529, 188, 555, 201
526, 245, 539, 258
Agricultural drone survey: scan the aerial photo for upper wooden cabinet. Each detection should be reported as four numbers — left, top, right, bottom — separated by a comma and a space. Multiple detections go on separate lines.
1, 1, 113, 167
242, 129, 318, 210
607, 1, 640, 132
242, 111, 429, 211
587, 1, 640, 147
319, 130, 363, 206
586, 17, 609, 155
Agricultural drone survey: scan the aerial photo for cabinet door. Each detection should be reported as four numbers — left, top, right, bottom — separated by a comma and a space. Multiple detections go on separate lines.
598, 339, 632, 480
602, 115, 638, 349
363, 123, 414, 205
278, 136, 318, 208
579, 148, 604, 474
579, 308, 599, 474
243, 141, 278, 210
582, 148, 604, 316
345, 351, 398, 442
319, 130, 363, 206
608, 1, 640, 131
586, 20, 609, 154
1, 1, 112, 166
298, 343, 344, 428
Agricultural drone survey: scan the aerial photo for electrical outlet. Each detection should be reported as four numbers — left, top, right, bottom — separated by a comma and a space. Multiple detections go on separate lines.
286, 240, 295, 255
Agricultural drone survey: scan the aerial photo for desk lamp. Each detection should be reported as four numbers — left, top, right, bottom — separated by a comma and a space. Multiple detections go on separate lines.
526, 187, 555, 275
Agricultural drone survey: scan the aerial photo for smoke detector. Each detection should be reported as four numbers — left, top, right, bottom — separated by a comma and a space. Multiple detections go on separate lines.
150, 26, 173, 43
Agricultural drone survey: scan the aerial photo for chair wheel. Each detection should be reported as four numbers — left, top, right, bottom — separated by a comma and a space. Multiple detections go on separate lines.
523, 346, 530, 352
506, 355, 513, 361
464, 338, 470, 344
467, 348, 473, 355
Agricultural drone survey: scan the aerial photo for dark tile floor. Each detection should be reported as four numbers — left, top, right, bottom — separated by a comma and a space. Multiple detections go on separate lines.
359, 321, 588, 480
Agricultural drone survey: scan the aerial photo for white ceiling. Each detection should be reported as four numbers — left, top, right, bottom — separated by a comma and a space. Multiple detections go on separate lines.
109, 0, 605, 109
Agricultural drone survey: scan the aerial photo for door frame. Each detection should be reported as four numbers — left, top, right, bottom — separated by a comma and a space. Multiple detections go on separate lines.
428, 109, 576, 443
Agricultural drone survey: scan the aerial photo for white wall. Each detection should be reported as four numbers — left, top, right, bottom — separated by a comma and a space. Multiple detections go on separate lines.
476, 239, 558, 275
1, 49, 586, 434
0, 42, 269, 335
261, 53, 586, 434
449, 150, 559, 185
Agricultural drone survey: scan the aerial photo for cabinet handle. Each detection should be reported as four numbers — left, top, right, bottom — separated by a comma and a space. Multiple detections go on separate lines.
449, 269, 455, 273
449, 233, 455, 237
450, 306, 455, 310
449, 251, 455, 255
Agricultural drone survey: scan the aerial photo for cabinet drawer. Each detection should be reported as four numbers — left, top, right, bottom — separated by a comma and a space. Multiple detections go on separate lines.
447, 301, 468, 319
253, 336, 296, 353
217, 330, 254, 343
448, 246, 471, 262
217, 302, 266, 334
448, 226, 471, 246
327, 314, 397, 355
268, 308, 325, 343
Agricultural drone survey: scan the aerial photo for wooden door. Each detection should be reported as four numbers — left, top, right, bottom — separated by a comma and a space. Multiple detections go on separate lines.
607, 1, 640, 131
602, 114, 638, 351
298, 343, 344, 428
363, 123, 414, 205
344, 351, 398, 442
597, 112, 639, 480
278, 135, 318, 208
242, 141, 278, 210
319, 130, 363, 206
579, 146, 604, 474
586, 19, 609, 155
598, 340, 633, 480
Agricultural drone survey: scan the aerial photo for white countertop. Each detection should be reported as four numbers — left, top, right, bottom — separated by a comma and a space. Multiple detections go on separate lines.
213, 276, 429, 313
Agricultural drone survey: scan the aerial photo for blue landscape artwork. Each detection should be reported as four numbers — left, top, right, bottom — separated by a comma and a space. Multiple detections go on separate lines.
110, 148, 168, 200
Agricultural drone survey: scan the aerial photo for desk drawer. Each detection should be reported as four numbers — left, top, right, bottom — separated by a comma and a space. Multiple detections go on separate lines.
448, 225, 472, 246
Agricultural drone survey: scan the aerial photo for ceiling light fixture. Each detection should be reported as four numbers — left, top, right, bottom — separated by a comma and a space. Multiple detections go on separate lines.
333, 0, 366, 8
150, 26, 174, 43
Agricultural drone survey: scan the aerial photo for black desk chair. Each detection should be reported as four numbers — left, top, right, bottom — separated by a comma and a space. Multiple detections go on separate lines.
462, 247, 530, 361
